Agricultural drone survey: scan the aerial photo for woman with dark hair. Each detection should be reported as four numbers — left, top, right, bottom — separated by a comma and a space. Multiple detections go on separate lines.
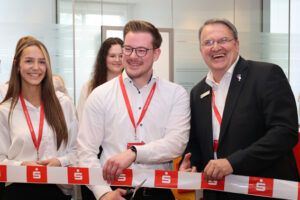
0, 39, 78, 200
77, 37, 123, 121
77, 37, 123, 200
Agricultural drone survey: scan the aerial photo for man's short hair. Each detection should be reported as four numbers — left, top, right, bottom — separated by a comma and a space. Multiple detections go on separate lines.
123, 20, 162, 49
198, 18, 238, 42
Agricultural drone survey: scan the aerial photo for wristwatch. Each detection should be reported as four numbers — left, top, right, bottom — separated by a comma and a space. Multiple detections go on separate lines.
130, 145, 137, 154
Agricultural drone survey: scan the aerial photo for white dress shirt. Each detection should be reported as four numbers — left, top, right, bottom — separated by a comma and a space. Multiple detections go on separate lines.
77, 81, 90, 122
77, 70, 190, 199
0, 81, 8, 102
0, 91, 78, 167
205, 56, 239, 159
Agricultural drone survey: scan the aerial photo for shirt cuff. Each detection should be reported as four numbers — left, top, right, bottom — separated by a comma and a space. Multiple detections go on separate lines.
135, 145, 149, 163
57, 156, 69, 167
14, 160, 23, 166
89, 185, 112, 200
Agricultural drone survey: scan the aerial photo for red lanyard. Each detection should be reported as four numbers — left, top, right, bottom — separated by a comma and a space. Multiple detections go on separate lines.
20, 93, 44, 159
119, 74, 156, 134
211, 90, 222, 152
211, 90, 222, 126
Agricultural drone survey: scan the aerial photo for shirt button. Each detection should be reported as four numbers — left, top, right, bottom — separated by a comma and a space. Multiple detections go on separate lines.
138, 107, 141, 110
140, 123, 143, 127
138, 91, 141, 94
129, 81, 132, 83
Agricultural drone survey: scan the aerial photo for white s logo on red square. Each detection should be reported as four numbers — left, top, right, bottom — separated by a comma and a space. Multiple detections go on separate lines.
27, 166, 47, 183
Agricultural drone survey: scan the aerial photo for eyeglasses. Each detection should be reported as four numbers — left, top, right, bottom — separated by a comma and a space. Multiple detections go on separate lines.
122, 45, 156, 57
201, 37, 234, 47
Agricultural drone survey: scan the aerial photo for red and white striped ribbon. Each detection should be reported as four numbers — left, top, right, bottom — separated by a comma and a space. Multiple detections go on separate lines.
0, 165, 299, 199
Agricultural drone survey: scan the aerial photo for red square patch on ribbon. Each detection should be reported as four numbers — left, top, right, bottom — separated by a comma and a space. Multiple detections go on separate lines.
0, 165, 7, 182
201, 173, 225, 191
248, 177, 274, 197
27, 166, 47, 183
68, 167, 89, 184
154, 170, 178, 188
111, 169, 133, 186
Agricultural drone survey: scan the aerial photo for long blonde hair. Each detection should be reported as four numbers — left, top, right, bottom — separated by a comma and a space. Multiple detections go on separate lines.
2, 39, 68, 149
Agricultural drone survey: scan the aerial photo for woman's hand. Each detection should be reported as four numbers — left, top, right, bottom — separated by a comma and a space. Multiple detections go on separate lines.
36, 158, 62, 166
21, 161, 41, 166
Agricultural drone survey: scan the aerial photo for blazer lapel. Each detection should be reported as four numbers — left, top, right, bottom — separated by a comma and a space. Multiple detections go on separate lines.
219, 57, 248, 143
199, 83, 214, 157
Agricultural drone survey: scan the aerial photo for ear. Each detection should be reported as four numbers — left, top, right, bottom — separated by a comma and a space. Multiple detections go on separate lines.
153, 48, 161, 62
235, 39, 240, 51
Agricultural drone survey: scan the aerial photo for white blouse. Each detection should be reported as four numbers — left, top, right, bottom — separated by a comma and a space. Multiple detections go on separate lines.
77, 81, 90, 122
0, 91, 78, 167
0, 81, 8, 102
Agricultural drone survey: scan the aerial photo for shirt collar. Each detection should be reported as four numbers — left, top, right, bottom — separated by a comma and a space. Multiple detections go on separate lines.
206, 55, 240, 87
122, 70, 158, 87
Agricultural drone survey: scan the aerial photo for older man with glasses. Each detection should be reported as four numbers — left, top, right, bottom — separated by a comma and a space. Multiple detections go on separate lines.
180, 18, 299, 200
77, 20, 190, 200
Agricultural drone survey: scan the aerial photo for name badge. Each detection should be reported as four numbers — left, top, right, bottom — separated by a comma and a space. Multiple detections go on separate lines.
127, 142, 145, 149
200, 90, 210, 99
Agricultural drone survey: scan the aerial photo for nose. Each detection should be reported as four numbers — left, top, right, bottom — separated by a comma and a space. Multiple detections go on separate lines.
211, 42, 222, 51
32, 61, 39, 69
130, 49, 139, 58
116, 56, 121, 62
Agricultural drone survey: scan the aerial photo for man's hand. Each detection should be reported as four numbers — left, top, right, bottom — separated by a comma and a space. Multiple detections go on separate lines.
203, 158, 233, 181
37, 158, 62, 166
103, 149, 136, 183
99, 189, 127, 200
179, 153, 197, 172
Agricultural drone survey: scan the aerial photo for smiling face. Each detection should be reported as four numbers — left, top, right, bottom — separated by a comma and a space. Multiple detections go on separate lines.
106, 44, 123, 75
200, 23, 239, 78
123, 31, 160, 84
18, 45, 47, 90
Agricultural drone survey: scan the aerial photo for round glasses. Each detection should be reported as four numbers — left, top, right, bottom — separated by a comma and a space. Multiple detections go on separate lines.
122, 45, 156, 57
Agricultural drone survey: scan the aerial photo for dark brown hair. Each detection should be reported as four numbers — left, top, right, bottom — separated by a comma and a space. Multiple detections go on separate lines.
88, 37, 123, 94
123, 20, 162, 49
2, 39, 68, 149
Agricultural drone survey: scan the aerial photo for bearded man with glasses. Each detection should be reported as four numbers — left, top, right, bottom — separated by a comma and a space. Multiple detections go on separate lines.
77, 20, 190, 200
180, 18, 300, 199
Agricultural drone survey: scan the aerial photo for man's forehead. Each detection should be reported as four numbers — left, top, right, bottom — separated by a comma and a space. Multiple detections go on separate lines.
124, 31, 153, 39
124, 32, 153, 46
201, 24, 233, 38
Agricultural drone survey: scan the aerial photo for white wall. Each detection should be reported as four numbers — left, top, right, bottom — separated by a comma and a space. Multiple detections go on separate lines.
127, 0, 173, 28
235, 0, 261, 33
290, 0, 300, 113
0, 0, 56, 24
270, 0, 289, 33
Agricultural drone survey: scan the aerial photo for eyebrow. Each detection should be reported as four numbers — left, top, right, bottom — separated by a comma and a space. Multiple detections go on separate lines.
24, 57, 46, 60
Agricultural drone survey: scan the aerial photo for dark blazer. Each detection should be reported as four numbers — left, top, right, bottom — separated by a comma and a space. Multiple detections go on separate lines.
187, 57, 299, 199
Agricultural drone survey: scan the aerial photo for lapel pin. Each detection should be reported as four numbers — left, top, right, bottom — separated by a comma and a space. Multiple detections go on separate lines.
200, 90, 210, 99
236, 74, 242, 82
